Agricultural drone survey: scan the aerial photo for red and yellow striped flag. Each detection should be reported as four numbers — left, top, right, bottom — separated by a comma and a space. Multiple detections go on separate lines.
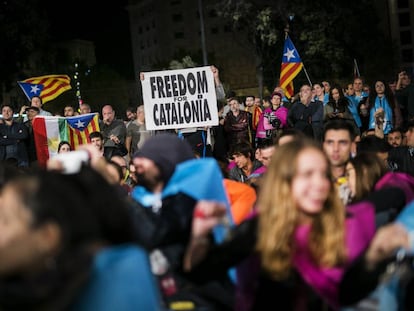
18, 74, 72, 104
66, 113, 100, 150
279, 35, 303, 99
33, 113, 100, 167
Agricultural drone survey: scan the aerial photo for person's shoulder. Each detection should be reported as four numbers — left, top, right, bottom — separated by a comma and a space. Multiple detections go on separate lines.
311, 99, 323, 106
290, 101, 301, 108
113, 119, 127, 128
127, 120, 140, 129
389, 145, 409, 155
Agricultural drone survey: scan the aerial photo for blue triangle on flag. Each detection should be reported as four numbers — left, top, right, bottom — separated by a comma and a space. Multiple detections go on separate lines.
282, 36, 302, 63
66, 113, 96, 131
17, 82, 44, 101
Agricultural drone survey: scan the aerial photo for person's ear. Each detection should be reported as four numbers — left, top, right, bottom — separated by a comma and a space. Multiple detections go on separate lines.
35, 222, 61, 255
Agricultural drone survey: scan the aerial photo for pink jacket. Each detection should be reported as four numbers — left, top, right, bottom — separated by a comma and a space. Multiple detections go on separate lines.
255, 106, 288, 139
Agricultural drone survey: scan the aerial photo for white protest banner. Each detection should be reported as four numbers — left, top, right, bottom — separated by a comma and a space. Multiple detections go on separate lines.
141, 66, 218, 130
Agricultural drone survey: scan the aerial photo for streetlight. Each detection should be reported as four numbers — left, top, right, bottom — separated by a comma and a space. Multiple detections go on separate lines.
198, 0, 208, 65
285, 13, 295, 34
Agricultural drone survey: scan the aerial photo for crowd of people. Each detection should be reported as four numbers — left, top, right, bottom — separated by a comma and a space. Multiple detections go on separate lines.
0, 66, 413, 310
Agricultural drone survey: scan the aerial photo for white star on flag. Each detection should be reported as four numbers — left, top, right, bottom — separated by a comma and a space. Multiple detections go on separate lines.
284, 48, 296, 61
30, 85, 41, 94
75, 119, 85, 128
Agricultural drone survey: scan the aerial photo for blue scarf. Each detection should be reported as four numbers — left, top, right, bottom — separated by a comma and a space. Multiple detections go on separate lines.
345, 95, 362, 128
132, 158, 237, 282
368, 96, 393, 134
131, 158, 234, 243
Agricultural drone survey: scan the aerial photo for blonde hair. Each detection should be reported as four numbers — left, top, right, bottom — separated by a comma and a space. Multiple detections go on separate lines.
256, 138, 346, 279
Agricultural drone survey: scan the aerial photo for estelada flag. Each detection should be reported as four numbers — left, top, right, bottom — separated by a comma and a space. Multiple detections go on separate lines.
18, 74, 72, 104
279, 35, 303, 98
66, 113, 100, 149
33, 113, 100, 167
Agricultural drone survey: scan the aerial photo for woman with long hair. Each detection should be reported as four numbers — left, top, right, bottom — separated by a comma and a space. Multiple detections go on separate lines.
185, 138, 398, 310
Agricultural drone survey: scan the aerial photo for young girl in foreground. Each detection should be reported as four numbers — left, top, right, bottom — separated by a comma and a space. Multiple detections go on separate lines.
186, 138, 409, 310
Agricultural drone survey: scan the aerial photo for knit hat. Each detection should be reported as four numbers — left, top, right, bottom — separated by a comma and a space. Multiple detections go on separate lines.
270, 91, 283, 100
133, 133, 194, 184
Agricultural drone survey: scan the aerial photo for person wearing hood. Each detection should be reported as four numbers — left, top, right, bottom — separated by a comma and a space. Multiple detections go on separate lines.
129, 133, 235, 311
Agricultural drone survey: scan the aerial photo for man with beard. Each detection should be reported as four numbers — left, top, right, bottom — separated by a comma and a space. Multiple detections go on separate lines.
89, 131, 104, 157
129, 133, 235, 311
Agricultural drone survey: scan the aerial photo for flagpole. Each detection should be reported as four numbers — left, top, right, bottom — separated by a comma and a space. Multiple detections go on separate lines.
284, 31, 313, 87
353, 58, 361, 77
302, 65, 313, 87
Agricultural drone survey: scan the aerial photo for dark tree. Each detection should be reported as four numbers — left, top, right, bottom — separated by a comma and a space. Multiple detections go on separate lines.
215, 0, 397, 92
0, 0, 52, 99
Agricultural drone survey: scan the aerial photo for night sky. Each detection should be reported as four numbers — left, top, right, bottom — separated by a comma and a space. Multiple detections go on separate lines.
44, 0, 134, 78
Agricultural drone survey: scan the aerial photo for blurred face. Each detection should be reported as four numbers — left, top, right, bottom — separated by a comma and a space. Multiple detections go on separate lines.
64, 106, 75, 117
0, 185, 32, 249
353, 79, 363, 92
0, 185, 54, 275
80, 104, 91, 114
58, 143, 71, 153
126, 110, 136, 121
260, 146, 275, 167
400, 73, 411, 87
245, 96, 254, 107
254, 98, 261, 106
132, 157, 163, 192
387, 131, 402, 147
1, 106, 13, 121
405, 127, 414, 147
102, 106, 115, 124
345, 162, 356, 199
91, 137, 103, 151
322, 81, 330, 93
229, 99, 240, 114
136, 107, 145, 123
331, 88, 341, 102
292, 148, 331, 219
312, 84, 324, 96
299, 85, 312, 103
26, 108, 39, 121
31, 97, 42, 108
255, 148, 262, 162
271, 95, 282, 108
374, 81, 385, 95
323, 129, 353, 169
346, 84, 354, 96
232, 153, 250, 169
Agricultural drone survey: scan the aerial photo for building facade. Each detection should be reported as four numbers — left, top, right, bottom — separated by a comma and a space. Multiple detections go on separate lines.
127, 0, 259, 96
386, 0, 414, 72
